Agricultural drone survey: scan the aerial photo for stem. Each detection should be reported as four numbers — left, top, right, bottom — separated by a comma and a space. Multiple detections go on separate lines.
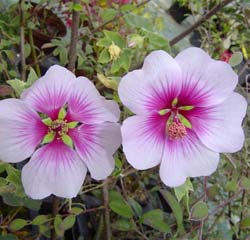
28, 29, 41, 76
51, 196, 60, 240
68, 0, 80, 72
169, 0, 233, 46
19, 0, 26, 80
102, 179, 111, 240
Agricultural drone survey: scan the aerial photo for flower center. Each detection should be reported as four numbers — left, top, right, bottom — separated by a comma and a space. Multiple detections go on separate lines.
41, 107, 78, 148
158, 97, 194, 140
167, 121, 187, 140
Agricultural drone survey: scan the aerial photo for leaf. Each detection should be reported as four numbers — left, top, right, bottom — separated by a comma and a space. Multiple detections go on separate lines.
101, 8, 117, 22
109, 200, 134, 218
7, 79, 25, 96
179, 106, 194, 111
229, 51, 243, 67
32, 215, 48, 225
97, 73, 119, 90
96, 38, 111, 47
70, 207, 83, 215
41, 132, 56, 145
98, 48, 110, 64
174, 178, 193, 202
24, 43, 31, 58
159, 190, 185, 234
9, 219, 28, 231
113, 219, 135, 231
240, 218, 250, 229
62, 215, 76, 230
103, 30, 126, 48
58, 107, 67, 120
42, 118, 52, 126
128, 197, 142, 217
177, 114, 192, 128
54, 215, 64, 237
124, 13, 153, 31
190, 201, 208, 221
140, 209, 170, 233
67, 121, 78, 129
26, 67, 38, 86
240, 176, 250, 189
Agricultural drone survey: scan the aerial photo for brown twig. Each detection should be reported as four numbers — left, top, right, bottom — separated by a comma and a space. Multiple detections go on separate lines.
68, 0, 80, 72
19, 0, 26, 80
51, 196, 60, 240
103, 179, 111, 240
169, 0, 234, 46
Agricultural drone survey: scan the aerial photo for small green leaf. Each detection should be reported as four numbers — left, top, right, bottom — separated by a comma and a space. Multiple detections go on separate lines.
70, 207, 83, 215
58, 107, 67, 120
7, 79, 26, 96
62, 215, 76, 230
98, 48, 111, 64
240, 176, 250, 189
229, 51, 243, 67
179, 106, 194, 111
67, 121, 78, 129
101, 8, 117, 22
140, 209, 170, 233
42, 132, 55, 145
61, 134, 73, 148
32, 215, 48, 225
24, 43, 31, 58
158, 109, 170, 116
178, 114, 192, 128
42, 118, 52, 126
54, 215, 64, 237
240, 218, 250, 229
109, 200, 133, 218
113, 219, 135, 231
9, 219, 28, 231
128, 198, 142, 217
159, 190, 184, 234
174, 178, 193, 202
72, 3, 82, 11
26, 67, 38, 87
190, 201, 208, 221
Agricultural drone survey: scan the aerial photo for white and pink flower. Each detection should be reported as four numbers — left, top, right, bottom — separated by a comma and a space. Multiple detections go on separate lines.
118, 47, 247, 187
0, 65, 121, 199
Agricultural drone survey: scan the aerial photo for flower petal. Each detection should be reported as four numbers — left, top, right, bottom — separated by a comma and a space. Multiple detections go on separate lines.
118, 50, 182, 114
21, 141, 87, 199
21, 65, 75, 119
0, 99, 47, 163
159, 131, 219, 187
175, 47, 238, 106
189, 92, 247, 153
70, 123, 121, 180
66, 77, 119, 123
121, 115, 166, 170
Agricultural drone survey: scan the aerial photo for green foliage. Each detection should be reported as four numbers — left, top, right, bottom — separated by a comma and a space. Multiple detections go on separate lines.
9, 219, 28, 231
190, 201, 208, 221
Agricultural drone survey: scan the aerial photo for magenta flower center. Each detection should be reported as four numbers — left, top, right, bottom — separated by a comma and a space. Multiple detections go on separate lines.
158, 97, 193, 140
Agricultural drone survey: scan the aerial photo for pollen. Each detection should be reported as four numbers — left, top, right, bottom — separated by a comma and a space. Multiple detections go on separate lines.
167, 121, 187, 140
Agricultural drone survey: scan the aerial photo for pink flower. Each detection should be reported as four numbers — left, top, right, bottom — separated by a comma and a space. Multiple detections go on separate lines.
0, 65, 121, 199
220, 50, 233, 63
118, 47, 247, 187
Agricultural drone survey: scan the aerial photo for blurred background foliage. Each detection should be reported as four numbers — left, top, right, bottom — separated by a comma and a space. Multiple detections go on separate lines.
0, 0, 249, 239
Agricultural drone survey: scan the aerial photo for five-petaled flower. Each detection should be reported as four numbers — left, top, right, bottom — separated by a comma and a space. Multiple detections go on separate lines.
118, 47, 247, 187
0, 65, 121, 199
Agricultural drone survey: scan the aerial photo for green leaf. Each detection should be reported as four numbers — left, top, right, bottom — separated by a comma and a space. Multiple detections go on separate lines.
7, 79, 25, 96
229, 51, 243, 67
26, 67, 38, 87
113, 219, 135, 231
96, 38, 111, 47
67, 121, 78, 129
174, 178, 193, 202
190, 201, 208, 221
54, 215, 64, 237
159, 190, 184, 234
32, 215, 48, 225
62, 215, 76, 230
70, 207, 83, 215
103, 30, 126, 48
240, 176, 250, 189
140, 209, 170, 233
177, 114, 192, 128
98, 48, 111, 64
110, 49, 131, 73
128, 197, 142, 217
101, 8, 117, 22
225, 179, 237, 192
24, 43, 31, 58
97, 73, 119, 90
240, 218, 250, 229
42, 132, 55, 145
42, 118, 52, 126
72, 3, 83, 11
109, 200, 133, 218
9, 219, 28, 231
147, 32, 170, 51
124, 13, 153, 31
61, 134, 73, 148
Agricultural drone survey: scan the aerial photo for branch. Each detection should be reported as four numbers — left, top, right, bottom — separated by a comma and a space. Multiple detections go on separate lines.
51, 196, 60, 240
169, 0, 233, 46
68, 0, 80, 72
103, 179, 111, 240
19, 0, 26, 80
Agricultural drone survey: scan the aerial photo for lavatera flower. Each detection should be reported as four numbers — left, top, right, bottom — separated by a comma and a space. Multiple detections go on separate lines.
118, 47, 247, 187
0, 65, 121, 199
